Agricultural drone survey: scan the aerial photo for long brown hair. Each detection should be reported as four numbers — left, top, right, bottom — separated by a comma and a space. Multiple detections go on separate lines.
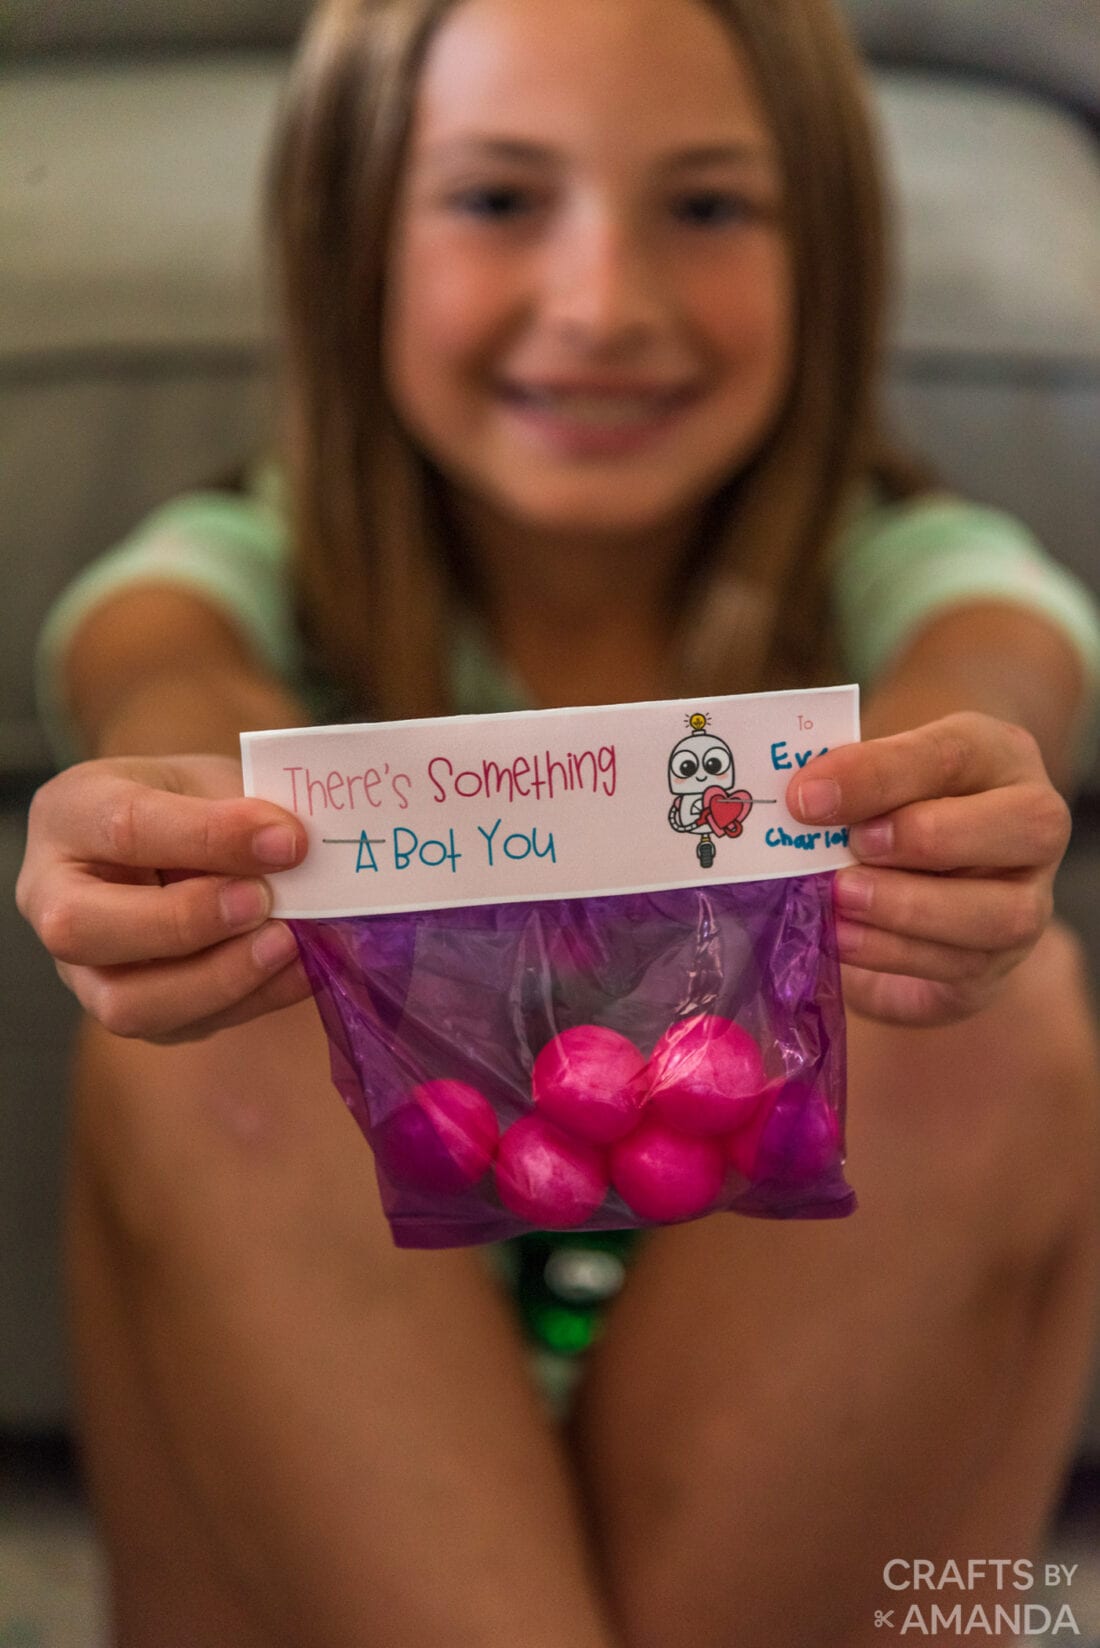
268, 0, 911, 719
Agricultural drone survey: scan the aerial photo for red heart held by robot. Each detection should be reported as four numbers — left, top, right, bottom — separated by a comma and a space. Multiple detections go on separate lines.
701, 786, 753, 836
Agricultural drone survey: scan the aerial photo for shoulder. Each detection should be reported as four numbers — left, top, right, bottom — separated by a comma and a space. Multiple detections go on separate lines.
834, 489, 1043, 567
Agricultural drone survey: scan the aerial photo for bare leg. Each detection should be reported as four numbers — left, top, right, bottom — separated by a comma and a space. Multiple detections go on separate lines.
67, 1146, 273, 1648
571, 924, 1100, 1648
67, 1000, 621, 1648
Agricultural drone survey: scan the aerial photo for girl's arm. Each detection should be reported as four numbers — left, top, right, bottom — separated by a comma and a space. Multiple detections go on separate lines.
787, 601, 1093, 1027
855, 601, 1090, 793
17, 586, 312, 1042
61, 583, 309, 760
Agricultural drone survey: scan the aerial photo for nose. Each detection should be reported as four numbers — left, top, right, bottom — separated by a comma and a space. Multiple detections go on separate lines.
539, 205, 664, 352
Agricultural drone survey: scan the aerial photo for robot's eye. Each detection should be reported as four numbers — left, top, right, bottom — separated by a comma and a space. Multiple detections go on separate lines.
702, 752, 730, 775
675, 755, 699, 778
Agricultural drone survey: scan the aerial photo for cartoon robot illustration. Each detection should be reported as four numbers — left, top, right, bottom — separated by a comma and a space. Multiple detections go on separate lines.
667, 713, 754, 868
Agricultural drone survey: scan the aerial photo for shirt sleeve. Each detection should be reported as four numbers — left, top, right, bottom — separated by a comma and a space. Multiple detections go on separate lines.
35, 461, 300, 764
832, 494, 1100, 775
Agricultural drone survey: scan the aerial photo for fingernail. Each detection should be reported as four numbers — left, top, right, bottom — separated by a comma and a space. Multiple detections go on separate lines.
252, 921, 299, 970
834, 917, 865, 957
833, 871, 873, 913
797, 778, 841, 821
851, 819, 894, 859
253, 825, 298, 866
221, 878, 271, 930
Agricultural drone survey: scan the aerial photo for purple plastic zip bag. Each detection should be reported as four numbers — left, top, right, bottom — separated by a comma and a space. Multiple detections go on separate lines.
290, 873, 855, 1248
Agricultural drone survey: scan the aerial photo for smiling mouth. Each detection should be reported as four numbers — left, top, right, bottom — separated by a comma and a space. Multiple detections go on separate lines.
501, 384, 697, 427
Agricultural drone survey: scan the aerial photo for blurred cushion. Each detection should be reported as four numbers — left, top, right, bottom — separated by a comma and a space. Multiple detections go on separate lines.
873, 74, 1100, 364
843, 0, 1100, 125
5, 61, 1098, 368
0, 57, 285, 357
0, 0, 310, 55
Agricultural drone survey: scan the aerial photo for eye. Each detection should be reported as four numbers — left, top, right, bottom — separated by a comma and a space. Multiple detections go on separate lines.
671, 190, 759, 229
448, 184, 538, 222
674, 755, 699, 778
702, 752, 730, 775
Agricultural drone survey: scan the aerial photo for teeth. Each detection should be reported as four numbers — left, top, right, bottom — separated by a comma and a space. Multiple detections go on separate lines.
521, 392, 670, 425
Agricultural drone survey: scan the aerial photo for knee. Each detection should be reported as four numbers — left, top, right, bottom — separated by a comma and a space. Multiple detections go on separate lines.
849, 921, 1100, 1276
997, 922, 1100, 1231
1031, 920, 1100, 1097
69, 1004, 343, 1256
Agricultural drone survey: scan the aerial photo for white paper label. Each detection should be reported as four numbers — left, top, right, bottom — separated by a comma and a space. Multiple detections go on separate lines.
240, 685, 859, 917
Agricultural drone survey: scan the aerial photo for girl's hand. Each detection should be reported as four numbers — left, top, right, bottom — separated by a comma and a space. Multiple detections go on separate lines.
786, 712, 1072, 1026
16, 755, 311, 1043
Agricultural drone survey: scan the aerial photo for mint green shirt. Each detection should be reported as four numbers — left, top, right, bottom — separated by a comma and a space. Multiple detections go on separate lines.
36, 462, 1100, 774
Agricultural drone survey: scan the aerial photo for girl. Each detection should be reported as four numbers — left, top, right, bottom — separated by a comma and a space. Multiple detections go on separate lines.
17, 0, 1100, 1644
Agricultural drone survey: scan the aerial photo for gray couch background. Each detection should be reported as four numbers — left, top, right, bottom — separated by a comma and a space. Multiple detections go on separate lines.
3, 2, 1099, 1448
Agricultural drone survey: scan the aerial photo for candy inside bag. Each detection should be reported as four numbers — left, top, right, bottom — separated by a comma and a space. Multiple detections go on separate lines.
290, 874, 855, 1247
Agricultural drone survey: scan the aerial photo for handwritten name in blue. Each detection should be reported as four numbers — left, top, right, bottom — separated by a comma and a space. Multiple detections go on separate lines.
765, 824, 849, 852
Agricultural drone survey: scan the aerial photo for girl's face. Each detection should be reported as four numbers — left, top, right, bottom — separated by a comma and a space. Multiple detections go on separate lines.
385, 0, 793, 546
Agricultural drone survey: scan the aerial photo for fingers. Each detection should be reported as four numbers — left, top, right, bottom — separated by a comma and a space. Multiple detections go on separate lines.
144, 956, 316, 1044
37, 870, 283, 967
831, 848, 1054, 1001
833, 864, 1053, 955
843, 785, 1071, 874
833, 913, 1025, 985
784, 715, 1069, 1025
838, 964, 996, 1029
785, 711, 1070, 879
62, 773, 306, 875
17, 756, 317, 1042
17, 760, 309, 981
788, 712, 1047, 827
57, 921, 308, 1041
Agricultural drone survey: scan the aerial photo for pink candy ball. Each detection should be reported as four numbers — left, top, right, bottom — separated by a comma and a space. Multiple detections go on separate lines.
374, 1079, 499, 1196
495, 1115, 609, 1229
610, 1118, 726, 1222
728, 1082, 840, 1185
532, 1025, 647, 1145
647, 1014, 766, 1135
725, 1079, 782, 1178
